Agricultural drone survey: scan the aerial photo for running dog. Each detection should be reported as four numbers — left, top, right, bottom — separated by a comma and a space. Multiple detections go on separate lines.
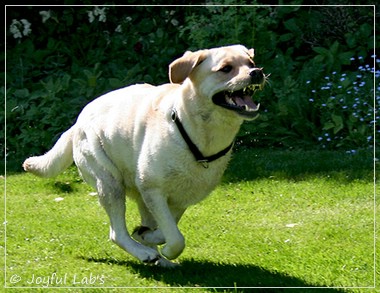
23, 45, 266, 267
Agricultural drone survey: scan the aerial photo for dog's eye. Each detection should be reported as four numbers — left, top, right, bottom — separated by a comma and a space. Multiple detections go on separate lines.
219, 65, 233, 73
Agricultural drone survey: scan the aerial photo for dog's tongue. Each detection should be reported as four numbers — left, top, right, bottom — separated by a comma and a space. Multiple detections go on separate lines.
232, 94, 258, 110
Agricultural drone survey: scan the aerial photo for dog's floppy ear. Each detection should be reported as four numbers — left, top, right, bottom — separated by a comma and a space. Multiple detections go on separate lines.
248, 48, 255, 59
169, 50, 207, 84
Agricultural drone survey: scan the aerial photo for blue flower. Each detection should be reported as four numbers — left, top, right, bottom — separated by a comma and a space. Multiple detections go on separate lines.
346, 150, 357, 154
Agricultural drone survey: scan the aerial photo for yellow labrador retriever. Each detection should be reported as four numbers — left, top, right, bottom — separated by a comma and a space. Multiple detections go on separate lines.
23, 45, 266, 267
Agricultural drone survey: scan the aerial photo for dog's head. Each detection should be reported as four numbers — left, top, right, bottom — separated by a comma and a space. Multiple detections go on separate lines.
169, 45, 267, 120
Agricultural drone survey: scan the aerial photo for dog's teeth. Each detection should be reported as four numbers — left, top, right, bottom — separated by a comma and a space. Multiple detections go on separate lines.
243, 103, 260, 112
226, 97, 235, 105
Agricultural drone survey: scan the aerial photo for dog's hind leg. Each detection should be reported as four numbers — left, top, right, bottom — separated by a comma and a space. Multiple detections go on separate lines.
99, 192, 165, 265
73, 129, 169, 266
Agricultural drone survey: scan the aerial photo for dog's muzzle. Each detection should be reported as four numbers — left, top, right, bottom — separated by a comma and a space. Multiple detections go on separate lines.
212, 68, 266, 119
250, 68, 265, 84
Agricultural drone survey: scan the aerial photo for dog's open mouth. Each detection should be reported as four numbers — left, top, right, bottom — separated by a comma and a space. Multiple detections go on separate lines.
212, 84, 262, 119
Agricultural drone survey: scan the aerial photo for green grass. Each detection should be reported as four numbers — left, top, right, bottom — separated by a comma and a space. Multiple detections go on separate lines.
2, 148, 377, 292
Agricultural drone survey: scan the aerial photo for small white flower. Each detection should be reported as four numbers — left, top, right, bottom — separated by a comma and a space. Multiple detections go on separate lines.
9, 19, 31, 38
20, 19, 32, 36
94, 6, 107, 22
88, 11, 95, 23
10, 19, 22, 38
115, 24, 122, 33
39, 10, 51, 23
171, 19, 179, 26
88, 6, 107, 23
285, 223, 299, 228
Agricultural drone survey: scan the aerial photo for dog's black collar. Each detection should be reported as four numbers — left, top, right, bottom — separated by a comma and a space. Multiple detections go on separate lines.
171, 108, 234, 168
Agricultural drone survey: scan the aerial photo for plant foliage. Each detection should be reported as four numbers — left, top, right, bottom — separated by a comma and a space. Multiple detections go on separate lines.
4, 4, 378, 163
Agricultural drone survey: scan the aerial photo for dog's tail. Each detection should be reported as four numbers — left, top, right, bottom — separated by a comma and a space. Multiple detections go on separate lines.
23, 127, 74, 178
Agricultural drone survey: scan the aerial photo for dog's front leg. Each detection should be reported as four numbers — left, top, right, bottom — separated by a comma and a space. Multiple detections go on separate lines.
142, 189, 185, 260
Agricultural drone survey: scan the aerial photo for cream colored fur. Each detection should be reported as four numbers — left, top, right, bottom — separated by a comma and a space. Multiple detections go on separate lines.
23, 45, 264, 267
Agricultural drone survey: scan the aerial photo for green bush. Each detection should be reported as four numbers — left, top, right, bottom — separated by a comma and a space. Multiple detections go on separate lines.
306, 56, 377, 149
4, 4, 377, 163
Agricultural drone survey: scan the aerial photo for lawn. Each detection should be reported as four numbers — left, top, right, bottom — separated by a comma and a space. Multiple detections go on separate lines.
2, 148, 377, 292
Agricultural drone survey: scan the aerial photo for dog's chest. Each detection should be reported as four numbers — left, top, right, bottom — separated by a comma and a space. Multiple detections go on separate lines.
163, 161, 228, 207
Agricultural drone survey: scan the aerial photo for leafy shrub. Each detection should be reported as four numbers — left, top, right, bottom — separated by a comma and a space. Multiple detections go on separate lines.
4, 4, 377, 164
306, 55, 379, 149
4, 6, 187, 161
182, 5, 376, 150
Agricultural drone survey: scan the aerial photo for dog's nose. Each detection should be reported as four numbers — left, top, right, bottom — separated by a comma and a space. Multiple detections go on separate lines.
249, 68, 264, 84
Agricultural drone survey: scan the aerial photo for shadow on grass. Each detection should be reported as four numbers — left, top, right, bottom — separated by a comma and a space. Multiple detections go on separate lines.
82, 256, 344, 291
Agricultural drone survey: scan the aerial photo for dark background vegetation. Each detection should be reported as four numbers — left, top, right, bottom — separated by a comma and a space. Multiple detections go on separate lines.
4, 2, 378, 166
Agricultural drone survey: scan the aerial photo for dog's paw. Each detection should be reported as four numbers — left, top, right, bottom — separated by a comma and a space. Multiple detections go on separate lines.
132, 226, 152, 245
132, 226, 165, 246
161, 237, 185, 260
142, 255, 180, 268
155, 257, 180, 269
